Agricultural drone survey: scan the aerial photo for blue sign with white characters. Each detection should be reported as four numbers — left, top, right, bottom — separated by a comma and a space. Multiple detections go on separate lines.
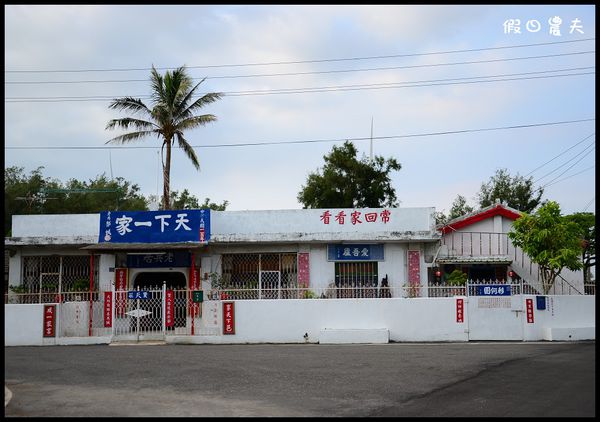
99, 209, 210, 243
128, 291, 150, 300
475, 284, 512, 296
327, 244, 384, 261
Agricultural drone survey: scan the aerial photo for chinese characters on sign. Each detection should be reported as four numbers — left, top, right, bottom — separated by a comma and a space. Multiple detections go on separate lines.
165, 290, 174, 328
104, 292, 112, 328
320, 209, 391, 225
475, 284, 512, 296
115, 268, 127, 317
223, 302, 235, 335
99, 209, 210, 243
43, 305, 56, 337
456, 299, 464, 323
526, 298, 534, 323
128, 291, 150, 300
328, 244, 384, 261
298, 253, 310, 287
503, 17, 584, 35
407, 250, 420, 285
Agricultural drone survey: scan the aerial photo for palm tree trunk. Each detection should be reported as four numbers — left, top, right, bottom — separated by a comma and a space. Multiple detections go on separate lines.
162, 140, 172, 210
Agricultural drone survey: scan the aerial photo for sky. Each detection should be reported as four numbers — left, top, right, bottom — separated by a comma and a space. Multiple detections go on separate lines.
4, 4, 596, 216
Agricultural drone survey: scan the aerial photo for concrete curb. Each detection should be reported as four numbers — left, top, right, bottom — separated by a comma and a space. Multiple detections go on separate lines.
5, 385, 12, 407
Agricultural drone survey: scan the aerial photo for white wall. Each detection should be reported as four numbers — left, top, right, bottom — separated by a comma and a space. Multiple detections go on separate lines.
207, 297, 467, 343
5, 304, 46, 346
12, 214, 99, 237
5, 295, 595, 346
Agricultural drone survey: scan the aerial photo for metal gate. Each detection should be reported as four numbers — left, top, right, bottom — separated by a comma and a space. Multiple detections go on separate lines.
260, 271, 280, 299
113, 286, 165, 341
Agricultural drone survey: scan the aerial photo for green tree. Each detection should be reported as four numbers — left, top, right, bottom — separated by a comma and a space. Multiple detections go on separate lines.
106, 65, 222, 210
477, 168, 544, 213
564, 212, 595, 285
169, 189, 229, 211
435, 194, 475, 225
4, 166, 62, 235
4, 167, 149, 235
508, 201, 583, 294
297, 141, 401, 208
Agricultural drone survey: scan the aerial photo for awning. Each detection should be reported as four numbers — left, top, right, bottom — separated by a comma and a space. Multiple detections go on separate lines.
436, 255, 512, 264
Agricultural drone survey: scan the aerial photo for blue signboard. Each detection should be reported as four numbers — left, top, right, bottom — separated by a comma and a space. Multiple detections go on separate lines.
126, 251, 191, 268
99, 209, 210, 243
128, 291, 150, 300
327, 244, 384, 261
475, 284, 512, 296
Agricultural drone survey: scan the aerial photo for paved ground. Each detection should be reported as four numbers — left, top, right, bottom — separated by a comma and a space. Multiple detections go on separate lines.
4, 341, 595, 417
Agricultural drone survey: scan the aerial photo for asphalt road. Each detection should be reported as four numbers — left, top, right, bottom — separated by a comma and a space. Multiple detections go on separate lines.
4, 341, 595, 417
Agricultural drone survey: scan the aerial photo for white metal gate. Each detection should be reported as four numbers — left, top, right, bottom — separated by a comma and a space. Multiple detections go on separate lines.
113, 286, 165, 341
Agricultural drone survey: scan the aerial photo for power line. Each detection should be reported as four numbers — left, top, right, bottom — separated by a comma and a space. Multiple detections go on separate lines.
5, 37, 595, 74
4, 69, 595, 103
582, 196, 595, 211
524, 133, 595, 177
532, 140, 596, 184
4, 51, 595, 85
4, 118, 595, 150
541, 165, 595, 189
540, 149, 595, 188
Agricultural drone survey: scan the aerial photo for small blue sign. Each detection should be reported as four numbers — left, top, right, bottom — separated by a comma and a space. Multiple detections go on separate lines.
327, 244, 384, 261
128, 291, 150, 300
475, 284, 512, 296
99, 209, 210, 244
126, 251, 191, 268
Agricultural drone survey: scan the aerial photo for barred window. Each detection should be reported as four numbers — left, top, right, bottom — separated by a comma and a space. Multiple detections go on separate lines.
334, 262, 379, 298
220, 253, 298, 299
21, 255, 99, 292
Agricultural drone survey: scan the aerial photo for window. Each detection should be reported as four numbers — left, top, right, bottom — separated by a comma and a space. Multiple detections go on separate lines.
21, 255, 99, 292
220, 253, 298, 299
334, 262, 379, 298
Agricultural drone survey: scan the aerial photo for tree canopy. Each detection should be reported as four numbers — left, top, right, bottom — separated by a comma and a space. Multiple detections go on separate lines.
564, 212, 595, 284
106, 65, 222, 210
4, 166, 148, 235
477, 168, 544, 213
297, 141, 401, 209
4, 166, 228, 236
507, 201, 583, 294
435, 194, 474, 225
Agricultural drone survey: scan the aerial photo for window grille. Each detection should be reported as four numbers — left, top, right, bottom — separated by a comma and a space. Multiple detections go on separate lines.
334, 262, 379, 298
220, 253, 298, 299
21, 255, 99, 293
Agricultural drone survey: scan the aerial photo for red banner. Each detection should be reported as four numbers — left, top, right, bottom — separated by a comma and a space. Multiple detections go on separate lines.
104, 291, 113, 328
43, 305, 56, 337
456, 298, 464, 323
526, 298, 534, 323
115, 268, 127, 317
298, 253, 310, 287
408, 250, 420, 285
223, 301, 235, 335
189, 267, 200, 317
165, 289, 174, 327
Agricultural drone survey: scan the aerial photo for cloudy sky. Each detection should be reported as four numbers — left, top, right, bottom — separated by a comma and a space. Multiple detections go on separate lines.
4, 4, 596, 216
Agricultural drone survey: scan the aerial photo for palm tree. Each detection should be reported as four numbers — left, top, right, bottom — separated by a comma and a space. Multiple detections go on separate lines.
106, 65, 222, 210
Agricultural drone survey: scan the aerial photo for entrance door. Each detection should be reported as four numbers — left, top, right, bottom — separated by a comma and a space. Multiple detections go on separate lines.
113, 272, 186, 341
467, 295, 524, 341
